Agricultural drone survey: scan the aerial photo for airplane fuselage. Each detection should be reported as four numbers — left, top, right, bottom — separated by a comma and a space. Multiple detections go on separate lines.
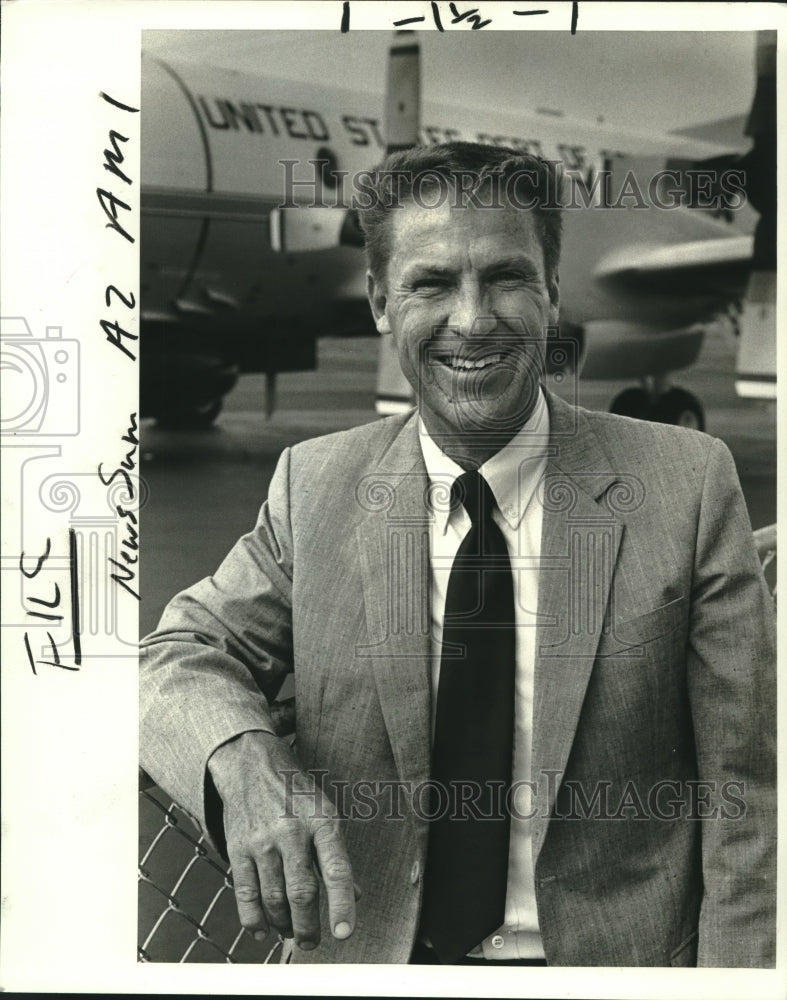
141, 54, 751, 421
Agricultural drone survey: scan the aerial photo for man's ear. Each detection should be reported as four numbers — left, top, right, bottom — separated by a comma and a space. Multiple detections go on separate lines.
366, 271, 391, 335
548, 271, 560, 324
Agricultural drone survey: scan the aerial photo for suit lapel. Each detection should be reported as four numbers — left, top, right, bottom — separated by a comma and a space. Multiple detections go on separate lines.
355, 414, 433, 786
351, 397, 629, 834
531, 393, 625, 861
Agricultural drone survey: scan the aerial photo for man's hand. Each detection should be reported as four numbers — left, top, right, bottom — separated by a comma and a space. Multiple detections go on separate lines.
208, 730, 357, 952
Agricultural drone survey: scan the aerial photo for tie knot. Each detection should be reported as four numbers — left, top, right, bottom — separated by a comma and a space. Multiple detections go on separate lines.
452, 470, 496, 526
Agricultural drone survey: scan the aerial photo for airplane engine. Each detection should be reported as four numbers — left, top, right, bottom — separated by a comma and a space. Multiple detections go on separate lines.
578, 320, 706, 430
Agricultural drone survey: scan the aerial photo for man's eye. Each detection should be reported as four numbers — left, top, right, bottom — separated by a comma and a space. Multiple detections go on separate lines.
492, 271, 525, 283
413, 277, 449, 290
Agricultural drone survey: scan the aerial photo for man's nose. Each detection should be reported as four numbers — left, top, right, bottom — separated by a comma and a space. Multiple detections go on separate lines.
447, 284, 497, 338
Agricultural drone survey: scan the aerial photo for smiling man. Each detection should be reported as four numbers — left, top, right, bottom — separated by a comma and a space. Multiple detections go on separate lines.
366, 177, 558, 468
140, 143, 776, 967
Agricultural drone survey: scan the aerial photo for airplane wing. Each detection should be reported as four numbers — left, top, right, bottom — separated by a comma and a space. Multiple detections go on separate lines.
593, 234, 753, 300
669, 113, 750, 148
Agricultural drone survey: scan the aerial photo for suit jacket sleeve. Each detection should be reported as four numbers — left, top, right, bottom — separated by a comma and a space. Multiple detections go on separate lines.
687, 437, 776, 966
139, 446, 296, 851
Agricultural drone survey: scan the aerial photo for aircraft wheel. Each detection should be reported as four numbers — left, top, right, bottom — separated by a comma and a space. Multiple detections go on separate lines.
610, 387, 652, 420
651, 388, 705, 431
155, 397, 223, 430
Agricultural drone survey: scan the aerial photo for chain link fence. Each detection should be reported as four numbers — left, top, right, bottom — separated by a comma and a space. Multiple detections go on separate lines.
138, 779, 284, 963
138, 699, 295, 963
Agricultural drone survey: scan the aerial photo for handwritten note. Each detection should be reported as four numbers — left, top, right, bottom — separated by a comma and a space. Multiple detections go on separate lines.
341, 1, 579, 33
20, 529, 81, 673
97, 413, 140, 600
98, 93, 139, 361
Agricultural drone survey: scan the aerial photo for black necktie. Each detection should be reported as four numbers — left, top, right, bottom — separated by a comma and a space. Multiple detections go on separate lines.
420, 470, 516, 964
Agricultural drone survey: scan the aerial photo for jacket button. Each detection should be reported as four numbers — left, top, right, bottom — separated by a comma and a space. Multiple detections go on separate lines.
492, 935, 504, 949
410, 860, 420, 883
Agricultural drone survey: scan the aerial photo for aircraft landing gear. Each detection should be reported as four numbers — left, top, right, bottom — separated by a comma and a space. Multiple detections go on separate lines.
650, 387, 704, 430
610, 387, 652, 421
609, 379, 705, 432
155, 397, 223, 430
143, 350, 240, 430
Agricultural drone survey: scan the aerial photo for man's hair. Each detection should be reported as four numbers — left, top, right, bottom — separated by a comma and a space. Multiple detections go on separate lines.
357, 141, 564, 285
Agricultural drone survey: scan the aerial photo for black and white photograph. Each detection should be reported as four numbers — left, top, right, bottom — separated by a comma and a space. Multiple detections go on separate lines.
0, 2, 781, 996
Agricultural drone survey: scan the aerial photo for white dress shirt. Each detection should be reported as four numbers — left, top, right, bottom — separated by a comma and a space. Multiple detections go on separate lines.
418, 388, 550, 960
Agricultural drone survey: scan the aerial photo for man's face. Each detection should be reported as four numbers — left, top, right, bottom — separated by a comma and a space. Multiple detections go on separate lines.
367, 197, 559, 451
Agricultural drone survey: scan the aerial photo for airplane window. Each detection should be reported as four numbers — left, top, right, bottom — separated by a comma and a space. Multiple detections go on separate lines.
316, 146, 341, 189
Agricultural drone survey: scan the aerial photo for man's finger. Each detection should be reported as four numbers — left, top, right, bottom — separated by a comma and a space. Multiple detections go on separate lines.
229, 854, 269, 940
281, 836, 322, 951
312, 859, 362, 900
312, 821, 356, 940
254, 845, 293, 937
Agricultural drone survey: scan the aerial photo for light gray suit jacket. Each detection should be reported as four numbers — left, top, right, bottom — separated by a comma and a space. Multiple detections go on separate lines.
140, 391, 776, 966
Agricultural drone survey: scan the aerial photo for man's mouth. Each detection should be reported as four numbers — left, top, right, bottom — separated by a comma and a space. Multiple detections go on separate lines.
434, 352, 504, 372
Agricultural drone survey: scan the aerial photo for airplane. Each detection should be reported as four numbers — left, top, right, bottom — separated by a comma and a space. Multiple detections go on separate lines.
140, 32, 775, 431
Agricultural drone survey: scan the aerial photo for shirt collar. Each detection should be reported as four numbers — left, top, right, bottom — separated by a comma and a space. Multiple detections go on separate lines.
419, 388, 551, 534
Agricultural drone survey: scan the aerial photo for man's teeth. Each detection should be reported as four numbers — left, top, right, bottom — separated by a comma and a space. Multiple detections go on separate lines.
442, 353, 502, 371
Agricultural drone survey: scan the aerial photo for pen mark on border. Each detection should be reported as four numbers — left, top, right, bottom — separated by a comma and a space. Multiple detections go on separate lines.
70, 528, 82, 666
